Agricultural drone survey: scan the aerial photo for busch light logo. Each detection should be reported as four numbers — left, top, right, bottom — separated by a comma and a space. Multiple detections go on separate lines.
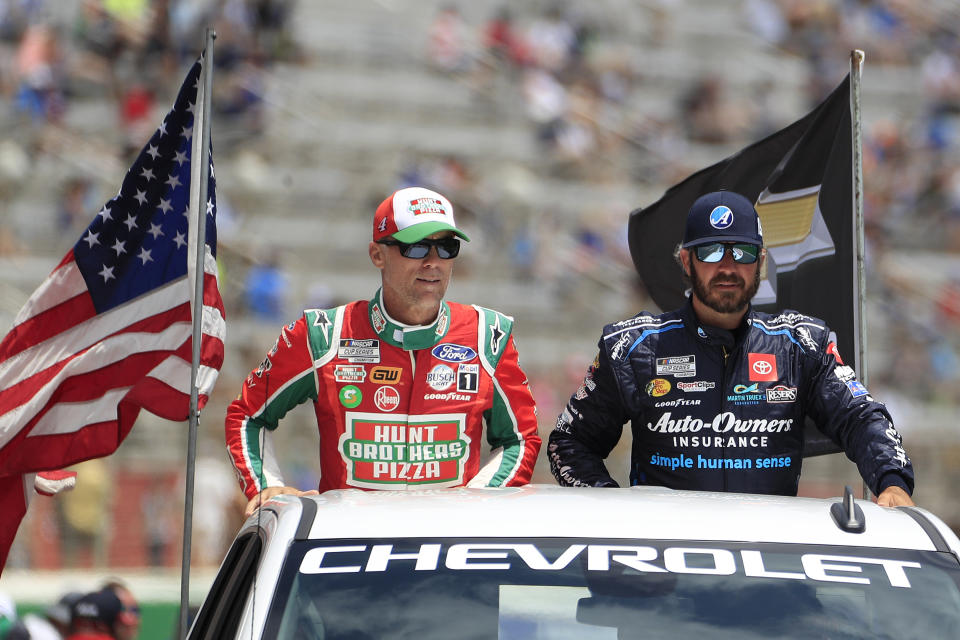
709, 205, 734, 230
432, 343, 477, 363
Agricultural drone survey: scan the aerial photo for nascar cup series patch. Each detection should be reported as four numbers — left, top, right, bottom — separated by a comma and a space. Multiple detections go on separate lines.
338, 339, 380, 363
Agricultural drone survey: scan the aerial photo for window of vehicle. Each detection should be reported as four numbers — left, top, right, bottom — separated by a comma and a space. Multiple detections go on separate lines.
190, 531, 263, 639
261, 537, 960, 639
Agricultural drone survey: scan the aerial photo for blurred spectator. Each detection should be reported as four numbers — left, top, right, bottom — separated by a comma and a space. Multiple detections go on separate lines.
249, 0, 298, 61
743, 0, 788, 45
14, 21, 65, 123
482, 6, 528, 71
522, 67, 567, 149
215, 51, 266, 133
678, 75, 749, 144
192, 455, 239, 566
57, 177, 95, 233
66, 589, 122, 640
58, 459, 109, 568
510, 223, 536, 281
243, 250, 288, 320
0, 592, 16, 639
524, 4, 577, 74
427, 4, 470, 73
72, 0, 126, 89
935, 277, 960, 329
141, 484, 177, 566
19, 591, 83, 640
101, 580, 140, 640
118, 80, 155, 157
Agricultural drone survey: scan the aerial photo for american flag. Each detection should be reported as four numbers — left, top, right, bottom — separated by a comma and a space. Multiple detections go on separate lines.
0, 58, 225, 571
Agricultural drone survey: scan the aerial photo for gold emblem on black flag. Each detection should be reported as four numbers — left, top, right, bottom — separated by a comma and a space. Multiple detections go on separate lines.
754, 185, 835, 305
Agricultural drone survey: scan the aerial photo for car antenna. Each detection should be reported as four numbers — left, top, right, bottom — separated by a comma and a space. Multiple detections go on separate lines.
830, 485, 866, 533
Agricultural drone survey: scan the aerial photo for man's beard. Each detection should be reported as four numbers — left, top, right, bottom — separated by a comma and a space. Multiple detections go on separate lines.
689, 258, 761, 314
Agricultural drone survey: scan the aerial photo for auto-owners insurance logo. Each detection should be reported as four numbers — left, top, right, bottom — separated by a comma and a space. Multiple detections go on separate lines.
338, 412, 470, 489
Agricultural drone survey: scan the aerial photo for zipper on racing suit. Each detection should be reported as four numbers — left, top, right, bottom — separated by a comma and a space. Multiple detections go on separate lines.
721, 344, 729, 491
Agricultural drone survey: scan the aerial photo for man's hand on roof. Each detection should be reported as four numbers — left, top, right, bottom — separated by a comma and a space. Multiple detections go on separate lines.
876, 485, 914, 507
245, 486, 320, 518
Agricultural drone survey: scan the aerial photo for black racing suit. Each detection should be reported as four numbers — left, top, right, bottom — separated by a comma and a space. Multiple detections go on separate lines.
549, 299, 914, 496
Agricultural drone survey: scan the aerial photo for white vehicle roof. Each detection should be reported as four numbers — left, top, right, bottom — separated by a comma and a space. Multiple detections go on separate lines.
259, 484, 960, 553
194, 484, 960, 640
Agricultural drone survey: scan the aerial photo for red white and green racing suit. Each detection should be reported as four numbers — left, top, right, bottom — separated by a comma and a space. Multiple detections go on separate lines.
225, 290, 541, 498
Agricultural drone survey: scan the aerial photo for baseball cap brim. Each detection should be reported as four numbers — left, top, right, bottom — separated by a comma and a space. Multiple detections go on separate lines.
682, 234, 762, 248
391, 221, 470, 243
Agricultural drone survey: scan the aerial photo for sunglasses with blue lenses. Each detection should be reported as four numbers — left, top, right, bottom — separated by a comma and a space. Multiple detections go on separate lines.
694, 242, 761, 264
378, 237, 461, 259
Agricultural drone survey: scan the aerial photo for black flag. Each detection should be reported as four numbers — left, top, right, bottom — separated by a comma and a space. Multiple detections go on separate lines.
628, 75, 853, 457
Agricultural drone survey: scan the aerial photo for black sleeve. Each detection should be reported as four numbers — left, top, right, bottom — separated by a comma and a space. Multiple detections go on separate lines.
548, 340, 632, 487
805, 336, 914, 496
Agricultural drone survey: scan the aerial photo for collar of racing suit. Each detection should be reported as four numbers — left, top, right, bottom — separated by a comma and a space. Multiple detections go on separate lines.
681, 295, 751, 350
367, 288, 452, 351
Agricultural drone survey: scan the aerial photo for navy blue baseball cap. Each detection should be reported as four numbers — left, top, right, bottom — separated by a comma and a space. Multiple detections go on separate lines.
73, 589, 122, 628
681, 191, 763, 248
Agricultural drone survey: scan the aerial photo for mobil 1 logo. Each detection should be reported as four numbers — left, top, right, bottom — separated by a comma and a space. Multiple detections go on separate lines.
457, 363, 479, 393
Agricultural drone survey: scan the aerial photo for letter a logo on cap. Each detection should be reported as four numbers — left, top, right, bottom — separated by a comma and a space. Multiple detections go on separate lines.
709, 206, 734, 230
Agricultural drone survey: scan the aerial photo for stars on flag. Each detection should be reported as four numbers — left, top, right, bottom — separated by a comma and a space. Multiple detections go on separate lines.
70, 60, 216, 314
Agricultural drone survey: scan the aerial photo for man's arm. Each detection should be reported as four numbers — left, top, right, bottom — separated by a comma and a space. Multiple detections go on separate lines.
475, 309, 541, 487
548, 344, 630, 487
225, 316, 318, 501
806, 339, 915, 499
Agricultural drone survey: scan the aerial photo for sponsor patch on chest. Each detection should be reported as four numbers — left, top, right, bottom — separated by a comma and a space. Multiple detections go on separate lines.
656, 355, 696, 377
432, 343, 477, 363
334, 364, 366, 383
338, 339, 380, 363
426, 364, 456, 391
339, 412, 470, 489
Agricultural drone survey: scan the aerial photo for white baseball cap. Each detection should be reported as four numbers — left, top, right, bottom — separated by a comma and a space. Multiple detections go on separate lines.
372, 186, 470, 243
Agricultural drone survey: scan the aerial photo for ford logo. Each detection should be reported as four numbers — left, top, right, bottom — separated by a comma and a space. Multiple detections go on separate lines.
432, 343, 477, 363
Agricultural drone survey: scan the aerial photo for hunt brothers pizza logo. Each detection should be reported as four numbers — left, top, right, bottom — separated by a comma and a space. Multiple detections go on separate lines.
339, 412, 470, 488
409, 197, 446, 216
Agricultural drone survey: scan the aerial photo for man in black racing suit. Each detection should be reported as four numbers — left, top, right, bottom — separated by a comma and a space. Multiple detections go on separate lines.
549, 191, 915, 506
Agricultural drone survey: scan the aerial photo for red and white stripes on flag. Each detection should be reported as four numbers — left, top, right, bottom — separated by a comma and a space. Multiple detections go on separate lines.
0, 57, 224, 572
0, 249, 223, 470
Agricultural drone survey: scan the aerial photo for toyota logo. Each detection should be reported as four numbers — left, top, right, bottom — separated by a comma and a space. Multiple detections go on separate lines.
752, 360, 773, 375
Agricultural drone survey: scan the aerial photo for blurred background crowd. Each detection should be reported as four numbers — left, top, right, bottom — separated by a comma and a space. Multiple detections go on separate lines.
1, 0, 959, 633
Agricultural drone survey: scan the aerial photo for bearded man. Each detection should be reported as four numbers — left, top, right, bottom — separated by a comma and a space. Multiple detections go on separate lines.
548, 191, 914, 506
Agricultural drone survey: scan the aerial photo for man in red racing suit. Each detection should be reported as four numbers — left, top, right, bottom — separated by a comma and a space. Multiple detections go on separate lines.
226, 187, 540, 515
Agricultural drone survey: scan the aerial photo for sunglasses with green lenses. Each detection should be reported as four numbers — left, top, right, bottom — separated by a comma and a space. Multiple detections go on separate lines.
378, 237, 461, 259
694, 242, 761, 264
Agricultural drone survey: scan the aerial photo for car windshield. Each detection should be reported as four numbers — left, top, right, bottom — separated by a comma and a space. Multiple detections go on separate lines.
263, 538, 960, 639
